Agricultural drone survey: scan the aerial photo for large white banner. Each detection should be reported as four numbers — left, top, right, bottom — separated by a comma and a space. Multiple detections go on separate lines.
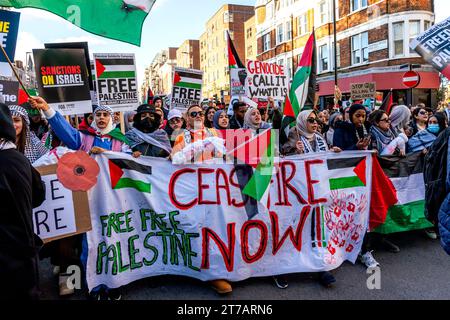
86, 152, 372, 290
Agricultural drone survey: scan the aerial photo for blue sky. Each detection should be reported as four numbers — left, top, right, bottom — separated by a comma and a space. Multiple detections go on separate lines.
13, 0, 255, 84
12, 0, 449, 85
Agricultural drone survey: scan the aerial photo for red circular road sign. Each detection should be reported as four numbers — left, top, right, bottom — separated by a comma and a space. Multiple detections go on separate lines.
402, 71, 421, 88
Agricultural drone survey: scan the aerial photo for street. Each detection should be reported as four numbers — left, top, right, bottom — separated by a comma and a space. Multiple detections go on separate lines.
38, 230, 450, 300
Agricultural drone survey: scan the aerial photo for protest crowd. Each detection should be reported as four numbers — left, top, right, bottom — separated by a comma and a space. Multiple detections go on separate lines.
1, 2, 450, 302
1, 92, 450, 300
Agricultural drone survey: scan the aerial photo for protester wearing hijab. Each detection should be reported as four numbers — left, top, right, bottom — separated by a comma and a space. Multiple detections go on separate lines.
0, 103, 46, 300
277, 110, 340, 289
243, 108, 271, 131
282, 110, 338, 155
389, 105, 412, 136
126, 104, 172, 158
333, 104, 371, 151
428, 113, 447, 136
204, 106, 217, 128
8, 105, 48, 163
213, 110, 229, 129
29, 97, 131, 155
29, 96, 130, 300
369, 110, 408, 156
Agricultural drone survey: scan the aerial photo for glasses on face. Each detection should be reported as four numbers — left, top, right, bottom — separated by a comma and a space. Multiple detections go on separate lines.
419, 111, 427, 116
189, 111, 204, 118
307, 118, 318, 124
379, 118, 391, 123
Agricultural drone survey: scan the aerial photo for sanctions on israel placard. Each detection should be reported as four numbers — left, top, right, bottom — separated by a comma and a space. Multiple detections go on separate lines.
85, 151, 373, 290
94, 53, 139, 112
33, 48, 92, 115
171, 67, 203, 111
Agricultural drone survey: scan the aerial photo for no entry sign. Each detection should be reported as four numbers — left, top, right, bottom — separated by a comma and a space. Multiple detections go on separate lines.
402, 71, 420, 88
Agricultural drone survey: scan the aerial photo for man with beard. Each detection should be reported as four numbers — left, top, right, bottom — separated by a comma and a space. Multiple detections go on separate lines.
126, 104, 172, 158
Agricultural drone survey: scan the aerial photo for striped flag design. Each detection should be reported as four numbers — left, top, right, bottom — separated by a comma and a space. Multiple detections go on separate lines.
327, 157, 367, 191
373, 152, 433, 234
173, 70, 202, 90
109, 158, 152, 193
95, 58, 136, 79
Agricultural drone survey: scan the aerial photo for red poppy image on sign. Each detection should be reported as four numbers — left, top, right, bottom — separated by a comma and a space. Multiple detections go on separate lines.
56, 151, 100, 191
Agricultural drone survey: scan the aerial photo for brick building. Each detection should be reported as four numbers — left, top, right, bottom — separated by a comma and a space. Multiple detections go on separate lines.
200, 4, 254, 100
147, 47, 178, 95
255, 0, 438, 107
176, 40, 200, 70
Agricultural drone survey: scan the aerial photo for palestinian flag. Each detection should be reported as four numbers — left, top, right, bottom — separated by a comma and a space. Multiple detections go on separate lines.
109, 158, 152, 193
0, 0, 155, 46
373, 152, 434, 234
281, 31, 316, 141
227, 31, 244, 69
95, 58, 136, 79
228, 129, 276, 209
379, 90, 394, 114
327, 157, 367, 191
173, 70, 203, 90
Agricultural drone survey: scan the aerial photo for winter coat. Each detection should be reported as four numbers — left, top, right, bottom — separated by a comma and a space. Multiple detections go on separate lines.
0, 148, 45, 299
423, 128, 450, 224
333, 121, 370, 151
438, 133, 450, 255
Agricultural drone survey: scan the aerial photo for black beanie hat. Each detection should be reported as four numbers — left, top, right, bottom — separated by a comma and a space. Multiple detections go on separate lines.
0, 103, 16, 142
349, 104, 366, 123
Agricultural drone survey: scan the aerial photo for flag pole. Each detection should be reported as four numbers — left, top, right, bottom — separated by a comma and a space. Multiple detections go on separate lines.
0, 46, 31, 98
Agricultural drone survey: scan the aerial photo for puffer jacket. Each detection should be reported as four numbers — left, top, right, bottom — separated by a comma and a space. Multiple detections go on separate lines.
438, 135, 450, 255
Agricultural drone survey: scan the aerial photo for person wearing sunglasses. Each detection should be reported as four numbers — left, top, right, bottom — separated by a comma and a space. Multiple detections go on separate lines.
411, 107, 429, 136
276, 110, 340, 290
369, 110, 408, 156
171, 104, 221, 164
281, 110, 341, 155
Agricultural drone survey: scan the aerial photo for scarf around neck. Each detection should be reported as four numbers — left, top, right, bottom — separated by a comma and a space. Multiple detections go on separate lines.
126, 128, 172, 154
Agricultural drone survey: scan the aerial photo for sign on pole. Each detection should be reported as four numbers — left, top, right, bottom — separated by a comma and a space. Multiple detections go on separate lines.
171, 67, 203, 111
350, 82, 376, 100
0, 79, 18, 105
230, 67, 247, 96
402, 71, 421, 88
0, 10, 20, 77
33, 48, 92, 115
245, 60, 289, 100
410, 16, 450, 79
94, 53, 139, 112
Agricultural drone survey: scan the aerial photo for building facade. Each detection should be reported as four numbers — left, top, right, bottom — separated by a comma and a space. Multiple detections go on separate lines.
254, 0, 438, 107
245, 15, 257, 61
200, 4, 254, 100
147, 47, 178, 96
176, 40, 200, 70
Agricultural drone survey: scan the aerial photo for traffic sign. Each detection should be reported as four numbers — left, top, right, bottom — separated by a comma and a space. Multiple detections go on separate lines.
403, 71, 421, 88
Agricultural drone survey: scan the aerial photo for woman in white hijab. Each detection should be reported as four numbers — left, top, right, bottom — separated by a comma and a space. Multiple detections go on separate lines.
243, 108, 271, 132
282, 110, 341, 155
389, 105, 412, 136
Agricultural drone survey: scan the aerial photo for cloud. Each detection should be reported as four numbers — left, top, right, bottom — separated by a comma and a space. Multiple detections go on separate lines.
15, 31, 44, 62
